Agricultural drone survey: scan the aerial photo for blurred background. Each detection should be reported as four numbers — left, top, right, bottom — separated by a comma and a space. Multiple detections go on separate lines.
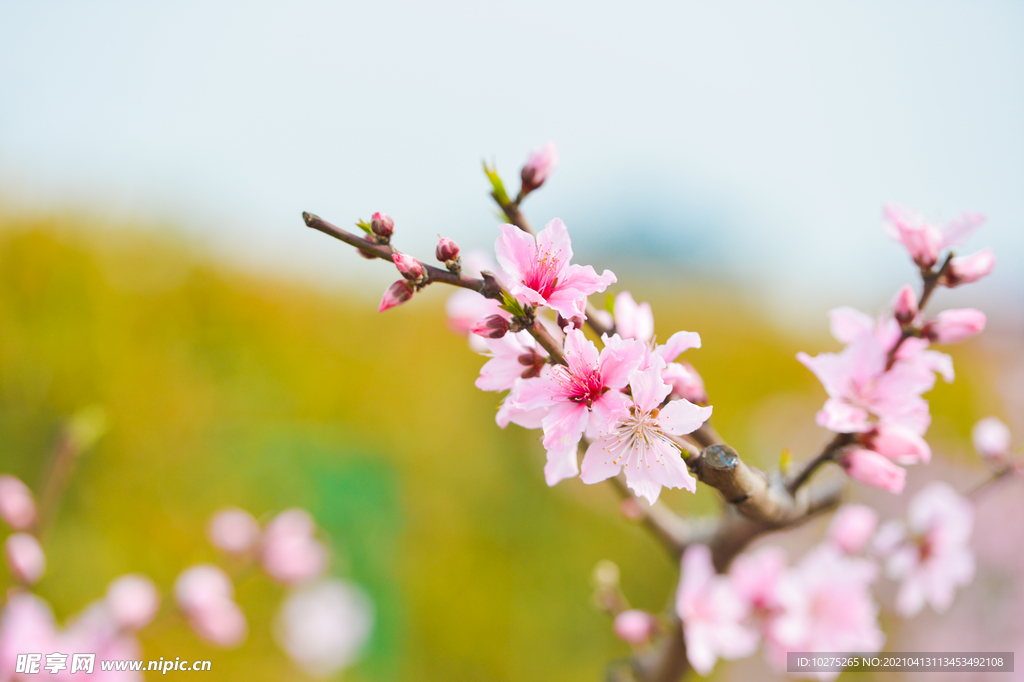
1, 2, 1022, 680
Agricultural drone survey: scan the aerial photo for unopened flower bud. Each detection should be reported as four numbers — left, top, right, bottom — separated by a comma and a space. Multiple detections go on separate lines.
355, 246, 377, 260
864, 423, 931, 465
471, 314, 510, 339
826, 504, 878, 555
892, 285, 919, 325
520, 142, 558, 194
972, 417, 1012, 469
378, 281, 414, 312
942, 248, 995, 287
0, 475, 36, 530
922, 308, 986, 344
613, 610, 658, 645
556, 314, 583, 331
435, 236, 460, 262
5, 532, 45, 584
370, 212, 394, 242
392, 252, 424, 281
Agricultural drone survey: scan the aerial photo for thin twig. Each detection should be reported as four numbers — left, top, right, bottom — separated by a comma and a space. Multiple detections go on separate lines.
786, 433, 852, 495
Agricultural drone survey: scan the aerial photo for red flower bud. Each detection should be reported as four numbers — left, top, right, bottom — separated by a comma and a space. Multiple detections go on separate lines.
892, 285, 919, 325
378, 280, 414, 312
370, 212, 394, 241
435, 236, 460, 262
392, 252, 424, 281
471, 314, 510, 339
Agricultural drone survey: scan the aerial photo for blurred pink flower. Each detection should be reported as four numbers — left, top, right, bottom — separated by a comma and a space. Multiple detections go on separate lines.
613, 609, 658, 645
174, 565, 246, 648
106, 574, 160, 632
660, 360, 708, 405
274, 579, 373, 677
580, 359, 711, 503
875, 482, 974, 618
378, 280, 414, 312
827, 505, 878, 555
798, 307, 951, 435
475, 331, 547, 393
943, 247, 995, 286
494, 219, 615, 320
5, 533, 45, 585
766, 546, 883, 681
923, 309, 986, 344
972, 417, 1012, 469
260, 509, 327, 586
505, 329, 645, 485
208, 507, 261, 555
612, 291, 654, 342
445, 289, 505, 352
839, 449, 906, 494
520, 142, 558, 192
0, 476, 35, 531
0, 593, 57, 679
676, 544, 759, 676
729, 546, 787, 611
883, 206, 984, 269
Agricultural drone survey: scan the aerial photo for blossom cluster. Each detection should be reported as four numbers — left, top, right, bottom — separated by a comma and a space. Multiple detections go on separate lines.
796, 207, 995, 493
0, 476, 372, 680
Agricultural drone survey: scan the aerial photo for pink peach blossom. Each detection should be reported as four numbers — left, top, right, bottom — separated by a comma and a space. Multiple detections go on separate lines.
504, 330, 645, 485
766, 546, 883, 680
274, 579, 374, 677
5, 533, 45, 585
676, 544, 759, 676
106, 574, 160, 631
475, 331, 547, 393
174, 564, 247, 648
660, 360, 708, 405
923, 308, 986, 344
944, 247, 995, 286
580, 359, 711, 503
839, 448, 906, 493
883, 206, 985, 269
378, 280, 414, 312
729, 545, 787, 611
972, 417, 1012, 468
494, 219, 616, 320
0, 475, 35, 531
612, 291, 654, 342
0, 593, 58, 676
798, 307, 951, 435
260, 509, 327, 585
827, 505, 878, 555
863, 423, 931, 465
613, 609, 658, 645
520, 142, 558, 192
208, 507, 261, 555
876, 481, 974, 617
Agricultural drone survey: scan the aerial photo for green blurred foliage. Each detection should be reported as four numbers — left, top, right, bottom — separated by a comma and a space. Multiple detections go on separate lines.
0, 212, 993, 681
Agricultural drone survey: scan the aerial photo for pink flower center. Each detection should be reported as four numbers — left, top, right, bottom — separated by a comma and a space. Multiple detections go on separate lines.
522, 247, 562, 299
555, 364, 607, 408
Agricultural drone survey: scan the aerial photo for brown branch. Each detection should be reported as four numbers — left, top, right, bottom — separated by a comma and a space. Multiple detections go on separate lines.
302, 212, 502, 298
607, 475, 715, 558
786, 433, 852, 495
528, 320, 567, 366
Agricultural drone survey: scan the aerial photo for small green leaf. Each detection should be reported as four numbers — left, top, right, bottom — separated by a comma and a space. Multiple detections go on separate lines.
483, 161, 511, 207
499, 291, 526, 318
355, 220, 373, 235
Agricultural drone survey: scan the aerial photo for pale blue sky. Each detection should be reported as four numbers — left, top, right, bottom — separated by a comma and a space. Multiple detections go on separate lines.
1, 1, 1022, 325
